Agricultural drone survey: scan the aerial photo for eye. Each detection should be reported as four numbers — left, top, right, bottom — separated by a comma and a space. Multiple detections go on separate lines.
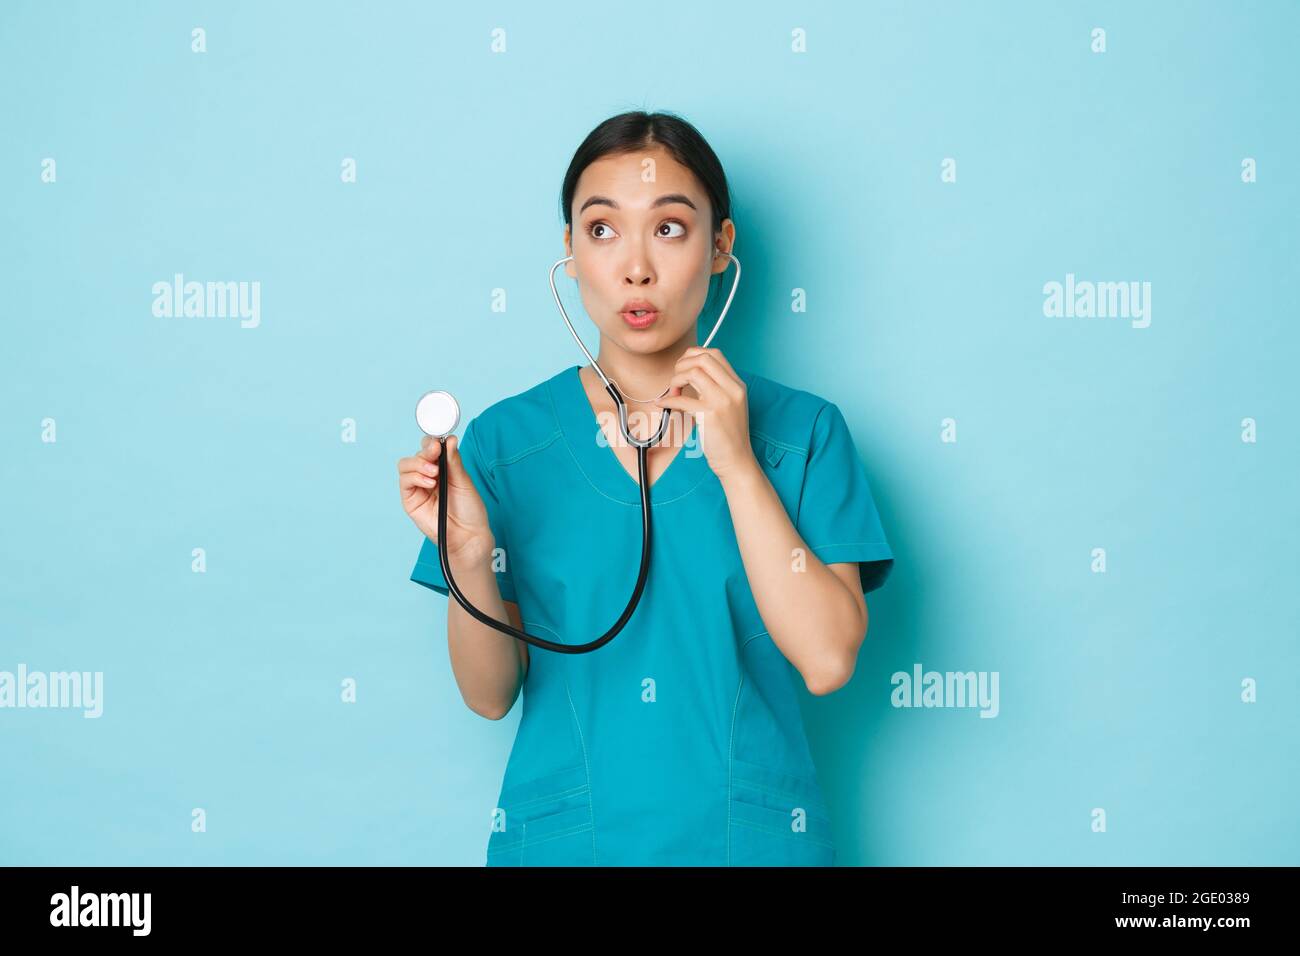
587, 221, 618, 241
658, 220, 686, 238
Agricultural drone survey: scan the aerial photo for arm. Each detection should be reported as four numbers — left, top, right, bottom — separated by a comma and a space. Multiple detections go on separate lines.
443, 541, 528, 720
720, 461, 868, 696
658, 347, 876, 697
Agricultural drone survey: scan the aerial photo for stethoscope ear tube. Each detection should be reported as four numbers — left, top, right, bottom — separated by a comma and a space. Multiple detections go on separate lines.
435, 436, 653, 654
548, 251, 740, 414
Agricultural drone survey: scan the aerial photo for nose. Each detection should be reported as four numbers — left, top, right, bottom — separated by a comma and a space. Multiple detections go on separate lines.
622, 239, 655, 286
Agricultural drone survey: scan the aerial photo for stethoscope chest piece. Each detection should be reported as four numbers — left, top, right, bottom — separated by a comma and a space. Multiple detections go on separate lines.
415, 389, 460, 438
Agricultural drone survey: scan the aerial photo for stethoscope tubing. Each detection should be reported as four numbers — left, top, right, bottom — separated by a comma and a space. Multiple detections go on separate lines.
435, 423, 654, 654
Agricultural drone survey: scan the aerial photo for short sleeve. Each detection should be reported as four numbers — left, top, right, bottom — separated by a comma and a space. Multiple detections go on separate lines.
409, 419, 518, 603
795, 402, 895, 594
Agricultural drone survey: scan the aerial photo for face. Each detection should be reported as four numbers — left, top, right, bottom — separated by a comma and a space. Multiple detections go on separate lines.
564, 145, 735, 355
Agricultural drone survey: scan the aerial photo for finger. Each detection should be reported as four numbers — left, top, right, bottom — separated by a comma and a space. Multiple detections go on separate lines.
685, 345, 740, 381
398, 455, 441, 479
674, 358, 732, 398
418, 436, 444, 463
655, 392, 706, 414
668, 366, 726, 407
677, 350, 743, 399
400, 470, 438, 494
680, 346, 741, 388
444, 433, 471, 482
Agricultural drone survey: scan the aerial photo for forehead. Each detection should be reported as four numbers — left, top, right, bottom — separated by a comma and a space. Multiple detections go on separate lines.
574, 146, 703, 209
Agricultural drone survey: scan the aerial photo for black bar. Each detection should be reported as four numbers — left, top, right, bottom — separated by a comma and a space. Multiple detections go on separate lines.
0, 865, 1285, 940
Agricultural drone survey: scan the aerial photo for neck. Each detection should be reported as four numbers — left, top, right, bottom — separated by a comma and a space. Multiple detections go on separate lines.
593, 328, 697, 402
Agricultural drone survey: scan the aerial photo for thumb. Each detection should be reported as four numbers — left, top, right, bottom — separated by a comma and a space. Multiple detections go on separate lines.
445, 433, 471, 482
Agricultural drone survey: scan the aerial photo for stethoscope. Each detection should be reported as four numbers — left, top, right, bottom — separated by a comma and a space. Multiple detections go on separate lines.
414, 250, 741, 654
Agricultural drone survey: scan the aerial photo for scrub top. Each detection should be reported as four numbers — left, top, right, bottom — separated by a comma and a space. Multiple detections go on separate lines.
410, 363, 895, 866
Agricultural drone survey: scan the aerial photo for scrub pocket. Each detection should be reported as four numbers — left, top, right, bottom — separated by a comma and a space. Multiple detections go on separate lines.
729, 757, 837, 866
728, 634, 839, 866
486, 764, 595, 866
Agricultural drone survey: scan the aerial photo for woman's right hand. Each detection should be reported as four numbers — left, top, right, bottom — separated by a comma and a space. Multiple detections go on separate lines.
398, 433, 495, 562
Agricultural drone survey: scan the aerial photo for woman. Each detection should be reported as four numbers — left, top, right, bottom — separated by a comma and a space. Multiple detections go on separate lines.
397, 110, 895, 866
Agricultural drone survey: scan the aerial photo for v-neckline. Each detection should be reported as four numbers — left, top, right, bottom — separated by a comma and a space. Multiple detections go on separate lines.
552, 363, 711, 504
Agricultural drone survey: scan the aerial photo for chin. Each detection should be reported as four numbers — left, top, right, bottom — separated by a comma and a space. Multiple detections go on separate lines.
620, 330, 687, 355
618, 332, 665, 351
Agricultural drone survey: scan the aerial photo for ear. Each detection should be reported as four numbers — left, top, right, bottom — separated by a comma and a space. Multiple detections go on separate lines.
563, 224, 576, 278
710, 246, 731, 276
711, 219, 737, 276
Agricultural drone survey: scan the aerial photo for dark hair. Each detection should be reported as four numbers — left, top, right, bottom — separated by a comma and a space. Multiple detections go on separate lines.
560, 110, 732, 237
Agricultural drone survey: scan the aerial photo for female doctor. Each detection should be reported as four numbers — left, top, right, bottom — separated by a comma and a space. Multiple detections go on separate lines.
397, 110, 895, 866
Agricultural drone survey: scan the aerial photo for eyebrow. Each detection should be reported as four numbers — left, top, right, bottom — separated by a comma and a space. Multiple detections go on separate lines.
578, 193, 698, 215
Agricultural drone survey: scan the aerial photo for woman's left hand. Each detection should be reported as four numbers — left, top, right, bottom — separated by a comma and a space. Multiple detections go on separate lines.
656, 346, 758, 484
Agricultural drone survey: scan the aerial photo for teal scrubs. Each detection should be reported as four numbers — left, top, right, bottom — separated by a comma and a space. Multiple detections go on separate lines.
410, 363, 894, 866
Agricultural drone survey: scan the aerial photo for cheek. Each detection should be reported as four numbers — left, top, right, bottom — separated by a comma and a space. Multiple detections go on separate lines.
679, 268, 715, 313
568, 264, 601, 304
573, 279, 620, 331
576, 284, 604, 318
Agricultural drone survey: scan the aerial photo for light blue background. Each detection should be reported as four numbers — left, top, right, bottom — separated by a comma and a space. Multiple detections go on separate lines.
2, 0, 1296, 865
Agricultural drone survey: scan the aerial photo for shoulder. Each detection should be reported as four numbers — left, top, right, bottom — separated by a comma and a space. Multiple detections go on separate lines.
736, 366, 840, 454
460, 366, 571, 472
